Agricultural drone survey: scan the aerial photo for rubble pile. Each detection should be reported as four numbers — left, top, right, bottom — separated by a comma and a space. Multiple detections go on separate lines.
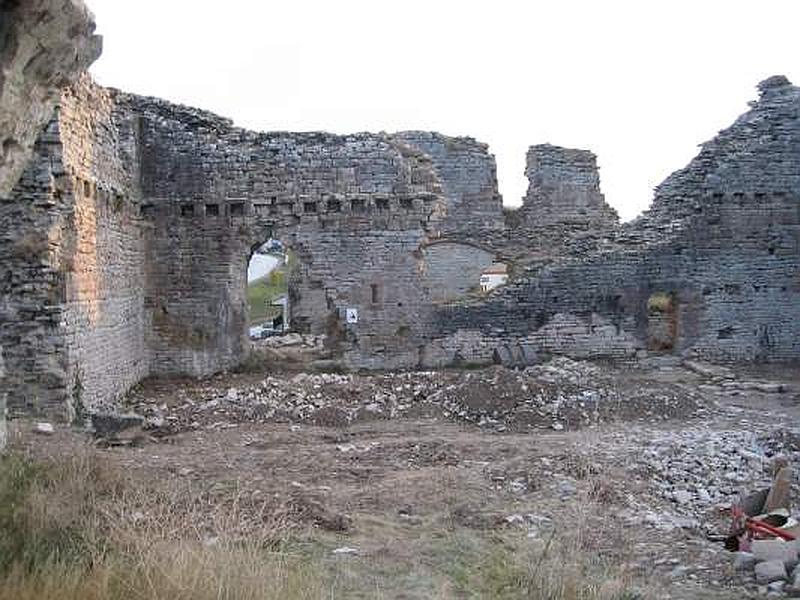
638, 428, 800, 517
132, 358, 703, 435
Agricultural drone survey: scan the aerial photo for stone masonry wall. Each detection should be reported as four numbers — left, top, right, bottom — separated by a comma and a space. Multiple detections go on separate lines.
120, 91, 448, 376
0, 0, 101, 198
421, 241, 495, 303
0, 0, 101, 434
58, 78, 148, 416
4, 73, 799, 418
1, 76, 146, 417
391, 132, 505, 236
427, 77, 800, 366
519, 144, 618, 228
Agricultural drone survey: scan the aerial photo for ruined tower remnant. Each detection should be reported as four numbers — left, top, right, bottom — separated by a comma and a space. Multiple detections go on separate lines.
433, 76, 800, 365
0, 0, 102, 198
0, 0, 102, 442
3, 67, 799, 420
520, 144, 618, 228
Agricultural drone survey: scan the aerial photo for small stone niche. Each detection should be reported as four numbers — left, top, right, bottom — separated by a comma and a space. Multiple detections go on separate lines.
647, 292, 678, 351
181, 203, 194, 217
229, 202, 244, 217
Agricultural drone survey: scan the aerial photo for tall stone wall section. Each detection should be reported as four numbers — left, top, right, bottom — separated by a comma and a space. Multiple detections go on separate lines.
1, 114, 77, 416
519, 144, 618, 228
426, 77, 800, 366
0, 0, 101, 436
58, 79, 148, 416
391, 132, 504, 236
1, 77, 147, 417
123, 92, 447, 376
0, 0, 101, 198
494, 144, 620, 267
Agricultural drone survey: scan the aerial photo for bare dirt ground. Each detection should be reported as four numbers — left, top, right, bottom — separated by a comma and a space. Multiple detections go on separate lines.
8, 357, 800, 599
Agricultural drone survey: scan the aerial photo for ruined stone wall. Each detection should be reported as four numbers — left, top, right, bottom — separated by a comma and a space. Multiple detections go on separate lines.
427, 78, 800, 365
0, 0, 101, 433
391, 132, 505, 235
1, 114, 76, 416
421, 240, 495, 303
58, 79, 148, 416
473, 143, 621, 269
519, 144, 618, 228
1, 77, 146, 417
122, 91, 447, 375
0, 0, 101, 198
5, 69, 798, 419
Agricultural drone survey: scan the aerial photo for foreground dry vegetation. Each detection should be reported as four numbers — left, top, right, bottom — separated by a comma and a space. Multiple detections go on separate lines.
2, 359, 798, 599
0, 445, 640, 599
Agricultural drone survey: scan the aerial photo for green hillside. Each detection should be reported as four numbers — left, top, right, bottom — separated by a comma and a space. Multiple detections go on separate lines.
247, 265, 287, 325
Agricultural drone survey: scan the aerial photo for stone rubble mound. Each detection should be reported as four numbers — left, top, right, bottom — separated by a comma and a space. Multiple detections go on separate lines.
640, 428, 800, 517
133, 357, 703, 434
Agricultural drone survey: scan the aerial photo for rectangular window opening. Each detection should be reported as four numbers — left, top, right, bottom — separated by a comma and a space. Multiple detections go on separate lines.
181, 203, 194, 217
351, 199, 365, 213
327, 200, 341, 212
371, 283, 380, 304
205, 203, 219, 216
376, 198, 389, 211
303, 202, 317, 214
400, 198, 414, 211
230, 202, 244, 217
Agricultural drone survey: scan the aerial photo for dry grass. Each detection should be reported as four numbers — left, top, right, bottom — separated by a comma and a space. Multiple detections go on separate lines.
0, 445, 645, 599
472, 531, 642, 600
0, 447, 324, 600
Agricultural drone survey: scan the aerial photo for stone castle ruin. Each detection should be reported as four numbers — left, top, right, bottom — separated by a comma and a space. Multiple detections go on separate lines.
1, 3, 799, 422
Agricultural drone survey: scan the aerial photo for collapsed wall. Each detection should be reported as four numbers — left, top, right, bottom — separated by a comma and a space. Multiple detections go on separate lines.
2, 77, 145, 418
4, 67, 798, 418
0, 0, 102, 198
497, 144, 620, 266
6, 77, 493, 415
0, 0, 101, 432
427, 76, 800, 365
519, 144, 618, 228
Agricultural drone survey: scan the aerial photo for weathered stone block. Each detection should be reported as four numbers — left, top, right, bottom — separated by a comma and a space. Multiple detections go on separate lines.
755, 560, 788, 585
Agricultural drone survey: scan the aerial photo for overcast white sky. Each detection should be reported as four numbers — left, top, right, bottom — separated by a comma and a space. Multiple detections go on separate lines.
88, 1, 800, 221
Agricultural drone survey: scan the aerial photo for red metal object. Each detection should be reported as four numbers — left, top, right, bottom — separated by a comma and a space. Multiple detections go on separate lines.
731, 505, 796, 541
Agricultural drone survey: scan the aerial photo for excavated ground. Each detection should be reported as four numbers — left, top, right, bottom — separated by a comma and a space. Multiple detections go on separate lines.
8, 358, 800, 599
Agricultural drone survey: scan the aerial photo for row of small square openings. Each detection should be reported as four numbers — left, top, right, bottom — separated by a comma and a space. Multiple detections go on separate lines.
148, 197, 424, 219
320, 198, 418, 213
252, 198, 421, 216
710, 191, 789, 199
144, 202, 245, 218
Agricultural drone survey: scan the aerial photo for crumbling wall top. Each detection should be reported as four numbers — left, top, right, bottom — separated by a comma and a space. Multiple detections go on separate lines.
519, 143, 619, 229
0, 0, 102, 197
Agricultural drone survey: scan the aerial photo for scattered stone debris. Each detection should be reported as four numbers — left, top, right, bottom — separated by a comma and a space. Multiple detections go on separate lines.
130, 358, 704, 435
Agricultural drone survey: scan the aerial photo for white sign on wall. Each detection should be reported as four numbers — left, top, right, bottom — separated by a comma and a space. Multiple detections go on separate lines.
345, 308, 359, 324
